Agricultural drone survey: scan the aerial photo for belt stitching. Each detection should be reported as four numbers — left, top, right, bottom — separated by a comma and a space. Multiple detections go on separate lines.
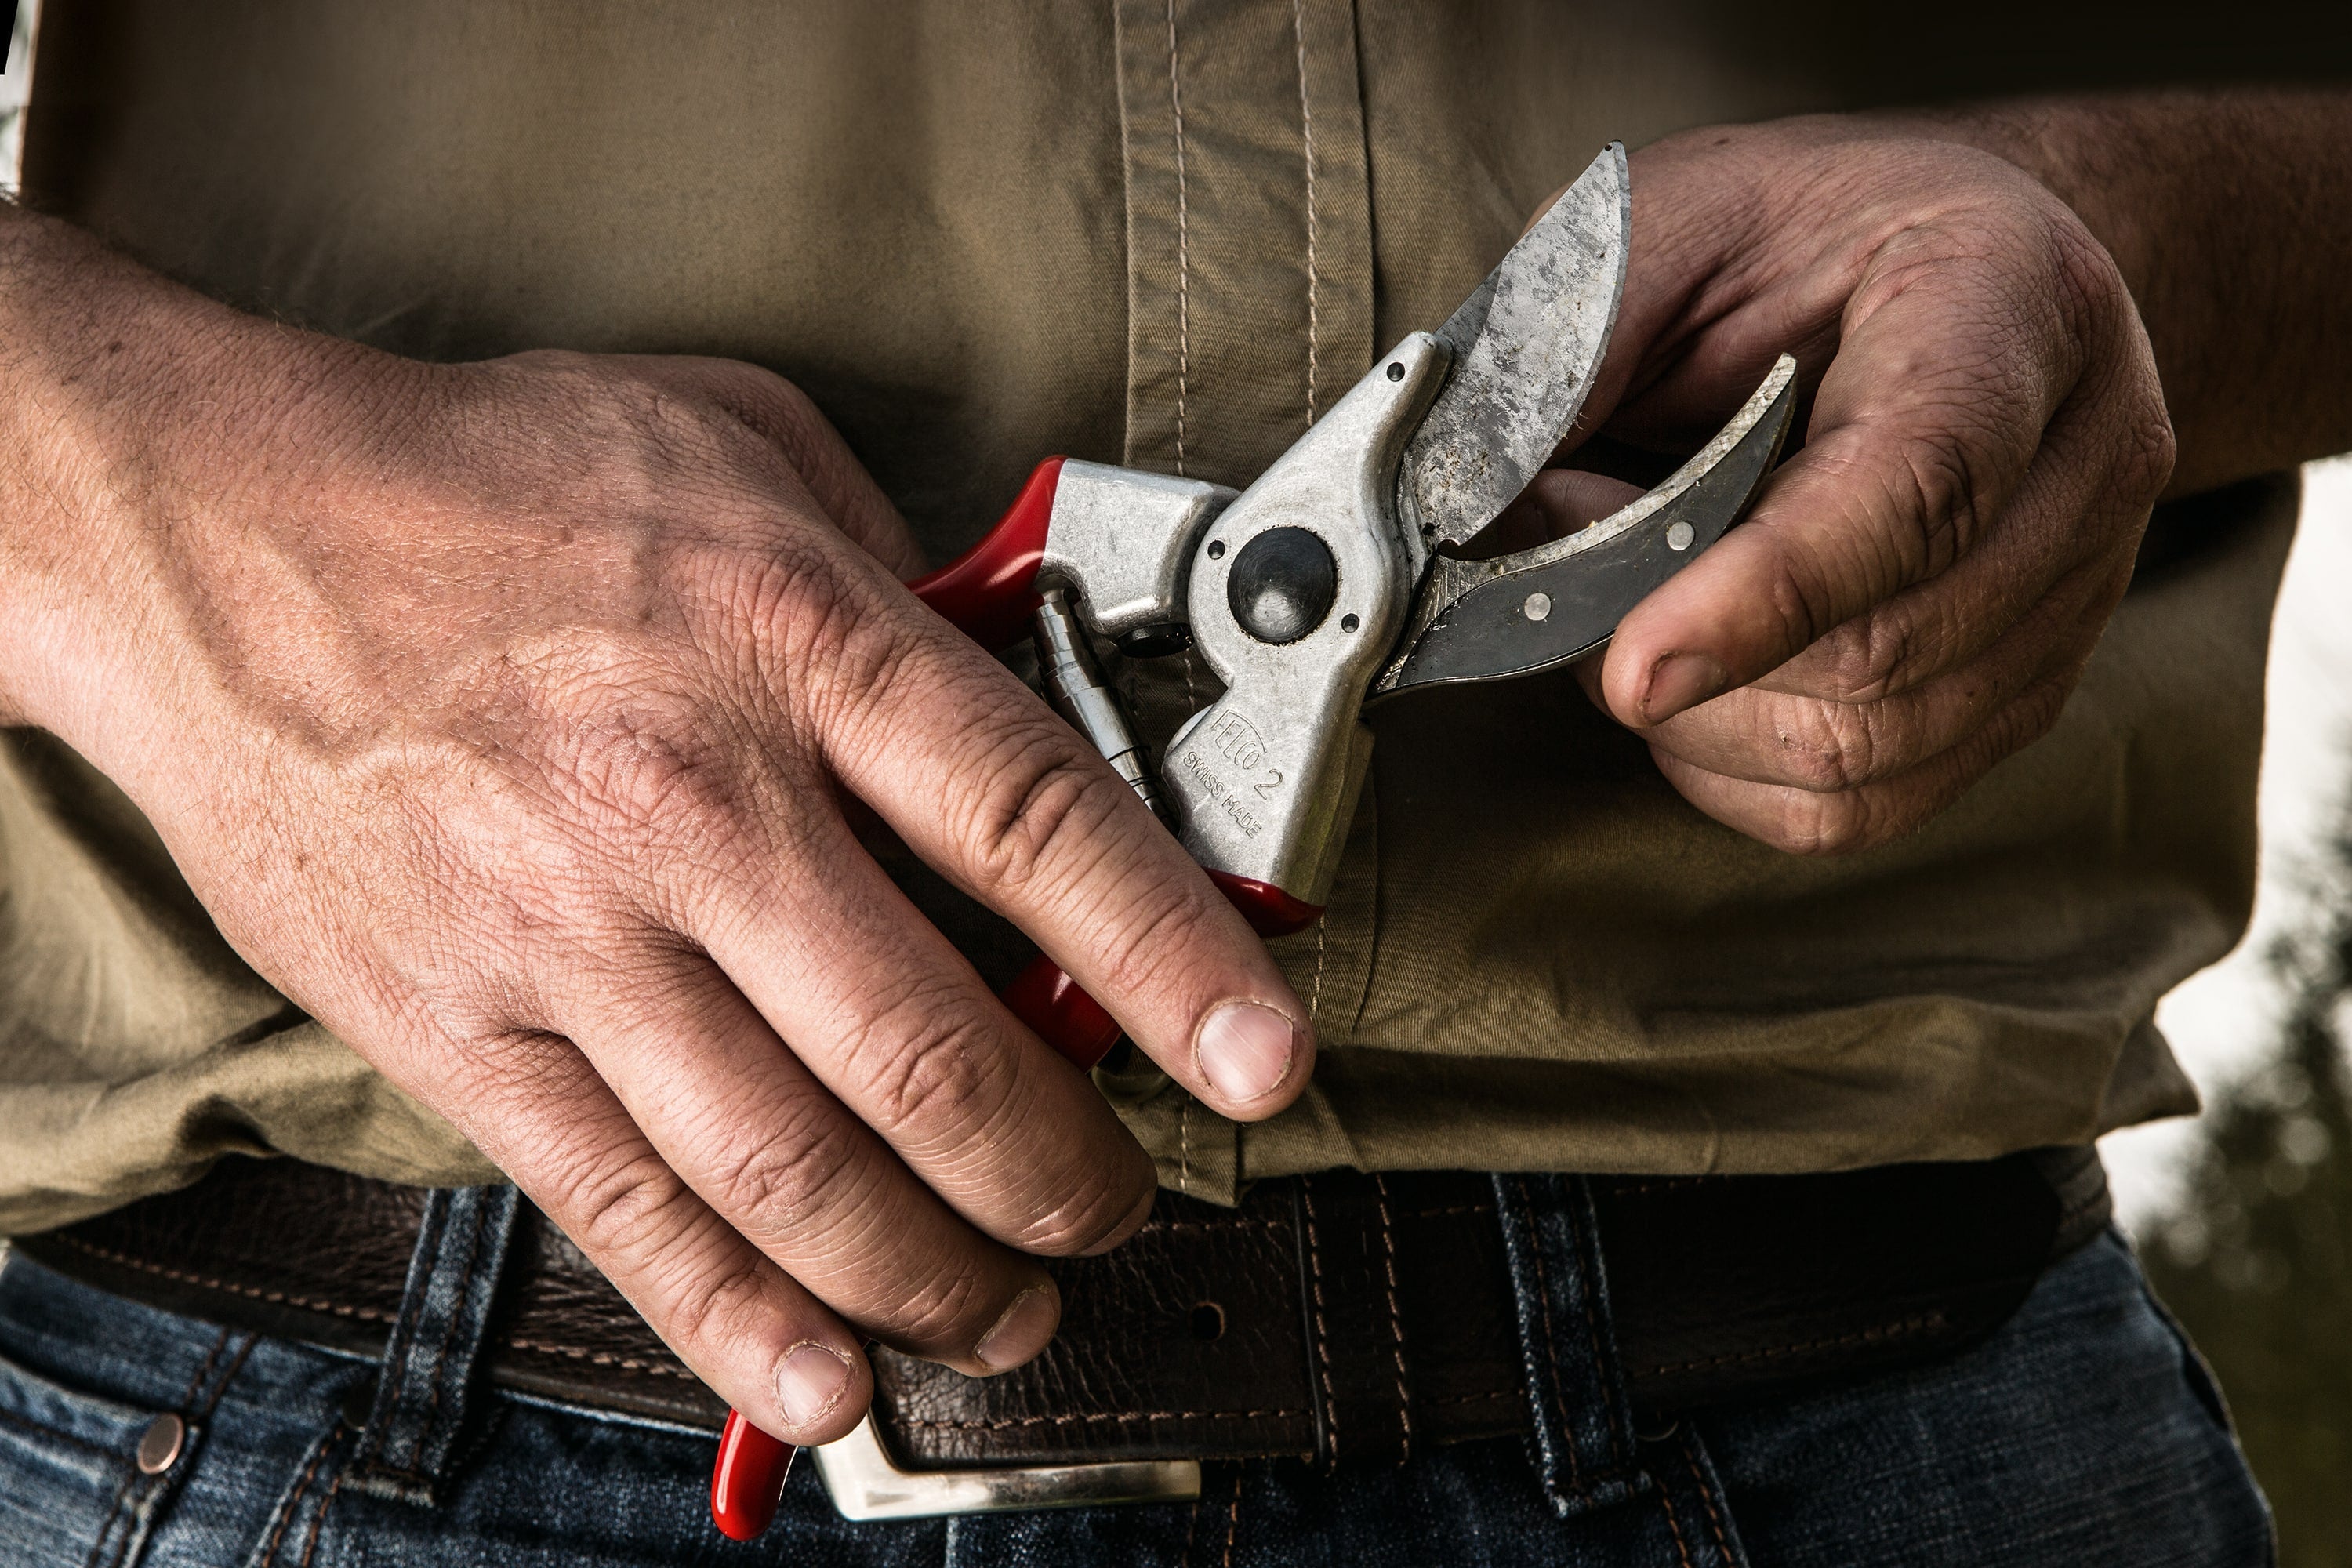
1297, 1181, 1341, 1465
42, 1235, 1382, 1410
1369, 1174, 1410, 1464
46, 1235, 397, 1326
45, 1234, 705, 1383
1417, 1388, 1520, 1407
898, 1407, 1308, 1430
1634, 1310, 1949, 1378
503, 1337, 695, 1379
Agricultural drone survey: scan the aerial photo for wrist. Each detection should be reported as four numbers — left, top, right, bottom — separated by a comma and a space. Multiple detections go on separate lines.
0, 205, 416, 755
1878, 93, 2352, 492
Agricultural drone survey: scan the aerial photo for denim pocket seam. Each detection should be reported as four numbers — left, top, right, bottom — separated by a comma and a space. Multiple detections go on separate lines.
0, 1398, 116, 1459
1678, 1432, 1738, 1564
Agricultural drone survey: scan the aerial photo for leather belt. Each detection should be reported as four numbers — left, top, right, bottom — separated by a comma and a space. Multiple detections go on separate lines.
12, 1149, 2109, 1475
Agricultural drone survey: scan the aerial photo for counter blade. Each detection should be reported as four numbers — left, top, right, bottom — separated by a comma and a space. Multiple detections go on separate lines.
1374, 355, 1798, 700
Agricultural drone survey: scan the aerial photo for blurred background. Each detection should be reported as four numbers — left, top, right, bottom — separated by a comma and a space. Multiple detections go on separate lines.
2098, 459, 2352, 1566
4, 3, 2347, 1559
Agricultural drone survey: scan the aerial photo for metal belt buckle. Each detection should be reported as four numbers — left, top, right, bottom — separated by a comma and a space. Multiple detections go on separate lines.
810, 1415, 1202, 1521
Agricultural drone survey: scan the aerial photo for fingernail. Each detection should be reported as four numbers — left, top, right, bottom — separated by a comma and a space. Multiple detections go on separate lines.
1195, 1001, 1299, 1105
775, 1341, 851, 1430
974, 1286, 1059, 1374
1642, 652, 1727, 724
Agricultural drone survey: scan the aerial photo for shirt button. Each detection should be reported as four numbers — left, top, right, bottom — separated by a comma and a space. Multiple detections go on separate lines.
136, 1413, 185, 1475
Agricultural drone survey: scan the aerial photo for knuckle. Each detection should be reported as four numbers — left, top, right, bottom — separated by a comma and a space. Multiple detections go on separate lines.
1072, 866, 1218, 1006
700, 530, 865, 673
2038, 217, 2127, 349
673, 358, 830, 477
697, 1100, 867, 1250
1767, 700, 1884, 794
1762, 789, 1882, 858
1756, 528, 1849, 665
568, 710, 736, 837
879, 1260, 1000, 1351
1887, 431, 1985, 571
1802, 611, 1939, 704
564, 1145, 711, 1276
849, 985, 1014, 1149
949, 726, 1130, 899
520, 671, 780, 891
659, 1254, 777, 1360
1987, 676, 2074, 761
732, 549, 935, 751
2123, 396, 2178, 497
1010, 1164, 1152, 1258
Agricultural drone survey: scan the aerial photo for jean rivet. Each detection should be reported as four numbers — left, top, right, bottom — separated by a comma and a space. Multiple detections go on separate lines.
136, 1413, 184, 1475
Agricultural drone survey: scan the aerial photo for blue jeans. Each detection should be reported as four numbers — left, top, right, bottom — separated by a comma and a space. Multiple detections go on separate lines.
0, 1177, 2271, 1566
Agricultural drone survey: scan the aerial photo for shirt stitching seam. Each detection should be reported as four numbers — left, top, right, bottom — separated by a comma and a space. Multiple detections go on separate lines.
1291, 0, 1319, 426
1165, 0, 1190, 474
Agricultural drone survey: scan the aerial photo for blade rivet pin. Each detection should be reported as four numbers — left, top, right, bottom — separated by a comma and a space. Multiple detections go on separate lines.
1341, 613, 1359, 633
1386, 362, 1405, 382
1666, 521, 1695, 551
1523, 592, 1552, 622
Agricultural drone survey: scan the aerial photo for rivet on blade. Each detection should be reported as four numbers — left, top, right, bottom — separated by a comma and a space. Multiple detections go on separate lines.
1667, 521, 1695, 551
1523, 592, 1552, 622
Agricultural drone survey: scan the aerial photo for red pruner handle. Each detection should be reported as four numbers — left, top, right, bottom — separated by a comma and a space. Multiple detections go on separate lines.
906, 456, 1066, 652
1205, 871, 1326, 938
710, 1408, 795, 1541
1004, 952, 1125, 1069
997, 871, 1324, 1072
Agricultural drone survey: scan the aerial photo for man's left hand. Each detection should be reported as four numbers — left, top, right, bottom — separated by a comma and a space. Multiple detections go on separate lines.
1530, 118, 2176, 854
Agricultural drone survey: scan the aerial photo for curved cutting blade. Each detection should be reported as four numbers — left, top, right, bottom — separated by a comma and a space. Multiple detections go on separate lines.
1396, 143, 1630, 569
1372, 355, 1798, 701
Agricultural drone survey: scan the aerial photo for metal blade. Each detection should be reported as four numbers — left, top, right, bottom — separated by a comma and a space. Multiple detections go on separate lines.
1371, 355, 1798, 701
1397, 143, 1630, 566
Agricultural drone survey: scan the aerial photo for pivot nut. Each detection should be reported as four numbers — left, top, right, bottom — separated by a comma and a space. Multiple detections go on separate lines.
1226, 527, 1338, 644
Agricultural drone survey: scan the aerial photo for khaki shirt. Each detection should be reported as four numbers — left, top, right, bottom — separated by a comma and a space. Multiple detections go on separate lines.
0, 0, 2293, 1229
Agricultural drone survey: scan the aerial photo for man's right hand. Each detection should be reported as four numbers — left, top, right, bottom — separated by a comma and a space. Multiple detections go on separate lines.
0, 207, 1314, 1445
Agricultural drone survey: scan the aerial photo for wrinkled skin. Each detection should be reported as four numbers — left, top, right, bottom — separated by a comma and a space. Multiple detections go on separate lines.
1523, 121, 2175, 853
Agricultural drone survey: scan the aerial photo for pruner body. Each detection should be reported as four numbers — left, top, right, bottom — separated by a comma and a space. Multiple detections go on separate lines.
1021, 342, 1793, 913
944, 142, 1796, 915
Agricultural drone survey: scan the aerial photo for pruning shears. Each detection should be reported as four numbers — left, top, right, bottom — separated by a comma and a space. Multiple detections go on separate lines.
710, 143, 1798, 1537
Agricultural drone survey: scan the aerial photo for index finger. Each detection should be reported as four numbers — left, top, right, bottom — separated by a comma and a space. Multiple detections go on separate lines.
796, 555, 1315, 1121
1596, 222, 2096, 729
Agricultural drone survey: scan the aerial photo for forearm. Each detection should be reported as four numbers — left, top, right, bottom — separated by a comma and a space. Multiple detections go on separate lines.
1915, 91, 2352, 497
0, 199, 245, 734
